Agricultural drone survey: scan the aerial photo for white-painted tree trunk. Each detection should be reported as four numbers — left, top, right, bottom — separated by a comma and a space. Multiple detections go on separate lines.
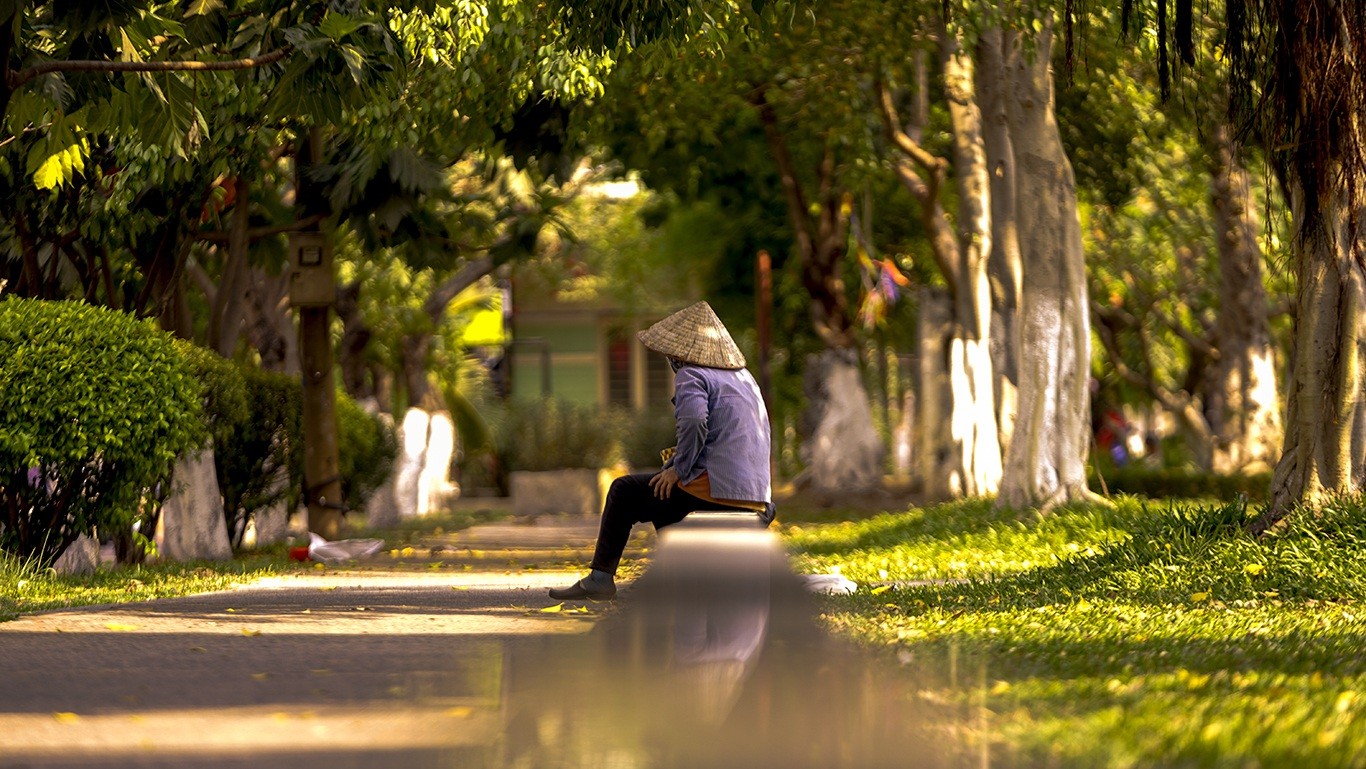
943, 38, 1003, 497
892, 390, 915, 479
997, 24, 1093, 511
393, 407, 431, 520
418, 411, 458, 516
243, 501, 289, 548
801, 350, 884, 494
980, 28, 1025, 455
53, 534, 100, 575
157, 447, 233, 561
241, 465, 291, 549
366, 408, 458, 527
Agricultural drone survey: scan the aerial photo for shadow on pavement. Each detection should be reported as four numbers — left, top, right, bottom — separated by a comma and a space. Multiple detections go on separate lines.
1, 516, 952, 768
491, 514, 953, 769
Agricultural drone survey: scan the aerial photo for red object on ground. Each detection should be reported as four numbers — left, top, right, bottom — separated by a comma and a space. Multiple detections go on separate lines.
288, 546, 310, 562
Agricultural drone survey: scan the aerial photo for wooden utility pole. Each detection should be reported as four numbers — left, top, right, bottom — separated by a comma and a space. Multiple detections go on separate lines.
292, 128, 344, 539
756, 249, 773, 417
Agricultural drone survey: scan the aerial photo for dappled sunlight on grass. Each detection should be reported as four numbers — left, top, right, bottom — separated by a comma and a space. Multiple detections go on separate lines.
785, 494, 1366, 767
0, 549, 297, 621
785, 497, 1142, 583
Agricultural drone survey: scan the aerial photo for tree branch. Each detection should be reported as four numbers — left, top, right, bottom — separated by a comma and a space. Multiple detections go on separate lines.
424, 255, 495, 324
187, 259, 217, 305
1152, 305, 1221, 361
875, 77, 948, 176
1093, 302, 1214, 445
748, 84, 818, 260
9, 47, 292, 89
876, 77, 961, 295
194, 213, 324, 243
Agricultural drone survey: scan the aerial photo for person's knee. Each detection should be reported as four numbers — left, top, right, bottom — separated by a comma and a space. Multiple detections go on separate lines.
604, 475, 642, 512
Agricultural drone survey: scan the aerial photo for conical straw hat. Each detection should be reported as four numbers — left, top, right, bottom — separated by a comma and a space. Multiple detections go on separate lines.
637, 302, 746, 370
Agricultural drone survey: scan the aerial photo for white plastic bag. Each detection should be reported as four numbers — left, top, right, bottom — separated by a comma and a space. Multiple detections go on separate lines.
803, 573, 858, 595
307, 533, 385, 563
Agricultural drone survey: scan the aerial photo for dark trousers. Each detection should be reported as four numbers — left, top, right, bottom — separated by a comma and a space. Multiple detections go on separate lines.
589, 472, 753, 574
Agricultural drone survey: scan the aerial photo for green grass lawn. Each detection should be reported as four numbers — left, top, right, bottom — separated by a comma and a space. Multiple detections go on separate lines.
0, 506, 507, 622
783, 495, 1366, 768
0, 547, 291, 622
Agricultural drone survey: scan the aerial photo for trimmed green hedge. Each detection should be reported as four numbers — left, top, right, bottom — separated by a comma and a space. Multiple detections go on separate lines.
0, 299, 204, 566
495, 398, 623, 472
216, 368, 303, 547
175, 341, 248, 449
337, 393, 397, 512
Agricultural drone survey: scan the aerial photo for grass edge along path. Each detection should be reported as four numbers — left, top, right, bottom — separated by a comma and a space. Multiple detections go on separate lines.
783, 496, 1366, 769
0, 507, 510, 622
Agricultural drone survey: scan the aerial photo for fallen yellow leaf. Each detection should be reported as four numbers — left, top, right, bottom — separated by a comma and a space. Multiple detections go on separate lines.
105, 623, 139, 632
870, 585, 891, 595
1190, 592, 1210, 602
1244, 563, 1265, 575
52, 712, 80, 724
241, 628, 262, 637
541, 603, 564, 613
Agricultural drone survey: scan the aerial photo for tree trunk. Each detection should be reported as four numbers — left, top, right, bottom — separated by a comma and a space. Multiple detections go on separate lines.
1258, 173, 1364, 531
917, 288, 958, 498
752, 87, 883, 493
208, 176, 251, 356
800, 349, 885, 495
156, 447, 233, 561
1208, 124, 1283, 474
998, 22, 1093, 511
942, 32, 1002, 497
337, 280, 375, 400
244, 266, 300, 376
980, 29, 1024, 455
401, 333, 436, 409
294, 128, 344, 539
877, 38, 1000, 499
146, 230, 194, 340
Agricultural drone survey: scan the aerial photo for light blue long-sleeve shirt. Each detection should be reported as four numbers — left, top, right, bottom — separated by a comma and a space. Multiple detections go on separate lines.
666, 364, 772, 505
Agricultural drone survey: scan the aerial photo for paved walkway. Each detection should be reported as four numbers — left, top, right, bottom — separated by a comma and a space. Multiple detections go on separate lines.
0, 515, 650, 769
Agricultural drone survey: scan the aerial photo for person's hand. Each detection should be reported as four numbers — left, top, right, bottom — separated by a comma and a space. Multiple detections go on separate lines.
649, 468, 680, 500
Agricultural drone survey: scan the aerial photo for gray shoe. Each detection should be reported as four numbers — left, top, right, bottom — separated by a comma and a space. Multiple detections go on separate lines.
548, 571, 617, 601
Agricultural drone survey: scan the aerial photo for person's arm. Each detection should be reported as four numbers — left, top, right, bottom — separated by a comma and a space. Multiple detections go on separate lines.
669, 367, 709, 483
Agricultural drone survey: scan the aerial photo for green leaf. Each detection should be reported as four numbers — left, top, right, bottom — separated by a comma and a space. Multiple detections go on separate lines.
340, 44, 366, 86
319, 12, 363, 41
184, 0, 225, 17
118, 29, 144, 63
